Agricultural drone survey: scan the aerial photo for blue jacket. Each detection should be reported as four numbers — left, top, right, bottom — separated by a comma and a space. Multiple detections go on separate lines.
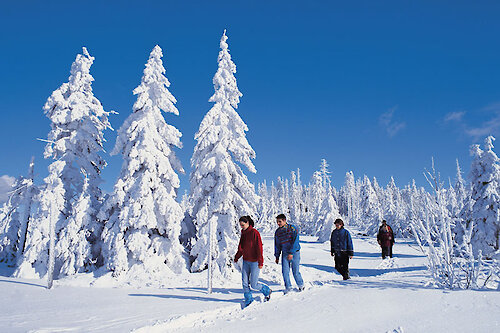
274, 224, 301, 258
330, 227, 354, 256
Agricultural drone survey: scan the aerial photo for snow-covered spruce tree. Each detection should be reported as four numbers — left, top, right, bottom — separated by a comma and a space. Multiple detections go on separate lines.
269, 181, 280, 228
468, 136, 500, 259
454, 159, 468, 214
0, 157, 37, 265
15, 48, 112, 278
316, 187, 341, 242
372, 177, 385, 204
256, 181, 277, 233
188, 30, 258, 277
455, 175, 473, 255
99, 45, 185, 278
296, 168, 305, 215
358, 175, 382, 235
319, 159, 332, 190
304, 171, 324, 234
402, 179, 428, 236
383, 177, 408, 236
340, 171, 358, 224
289, 171, 302, 227
15, 161, 65, 279
310, 161, 331, 213
276, 176, 288, 216
445, 182, 458, 221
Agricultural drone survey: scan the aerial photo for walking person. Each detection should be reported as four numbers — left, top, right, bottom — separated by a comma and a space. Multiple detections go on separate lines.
377, 220, 394, 259
330, 218, 354, 280
274, 213, 305, 294
234, 216, 272, 307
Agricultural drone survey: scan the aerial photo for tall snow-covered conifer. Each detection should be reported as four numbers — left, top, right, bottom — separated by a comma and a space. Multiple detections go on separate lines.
15, 48, 111, 278
342, 171, 358, 224
99, 45, 185, 278
189, 30, 258, 277
257, 181, 277, 233
468, 136, 500, 258
289, 171, 302, 226
316, 186, 341, 242
383, 177, 406, 236
454, 159, 468, 216
359, 175, 382, 235
0, 158, 37, 265
15, 161, 65, 278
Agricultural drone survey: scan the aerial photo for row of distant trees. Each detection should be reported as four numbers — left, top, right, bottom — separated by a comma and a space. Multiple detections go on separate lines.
255, 140, 500, 288
0, 30, 499, 289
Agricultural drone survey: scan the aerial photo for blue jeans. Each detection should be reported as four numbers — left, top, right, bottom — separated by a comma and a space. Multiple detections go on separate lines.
281, 251, 304, 290
242, 260, 270, 295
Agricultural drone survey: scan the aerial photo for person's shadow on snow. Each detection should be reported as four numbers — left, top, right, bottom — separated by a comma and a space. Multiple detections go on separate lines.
301, 263, 427, 278
129, 291, 241, 304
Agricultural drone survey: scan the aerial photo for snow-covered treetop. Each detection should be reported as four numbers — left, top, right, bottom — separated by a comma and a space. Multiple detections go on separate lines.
470, 136, 499, 185
112, 44, 184, 182
484, 135, 495, 152
68, 47, 94, 92
455, 159, 465, 185
43, 47, 112, 190
132, 45, 179, 116
209, 29, 242, 109
319, 159, 331, 190
193, 30, 255, 174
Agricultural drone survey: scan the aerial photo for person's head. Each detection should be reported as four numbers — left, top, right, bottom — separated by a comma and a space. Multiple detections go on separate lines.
334, 218, 344, 229
239, 216, 254, 230
276, 213, 287, 228
382, 220, 387, 226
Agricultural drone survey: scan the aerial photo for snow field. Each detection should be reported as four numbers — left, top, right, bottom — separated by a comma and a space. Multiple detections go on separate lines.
1, 233, 499, 332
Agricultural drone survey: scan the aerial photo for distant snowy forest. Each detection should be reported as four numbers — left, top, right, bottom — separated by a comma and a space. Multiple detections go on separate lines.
0, 31, 499, 290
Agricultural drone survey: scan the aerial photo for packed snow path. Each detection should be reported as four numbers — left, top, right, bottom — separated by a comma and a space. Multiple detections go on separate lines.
1, 232, 499, 332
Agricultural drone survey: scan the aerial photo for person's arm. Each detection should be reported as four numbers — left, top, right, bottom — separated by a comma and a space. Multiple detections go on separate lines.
289, 225, 300, 254
346, 230, 354, 257
256, 231, 264, 268
330, 231, 335, 256
274, 231, 281, 263
234, 235, 244, 262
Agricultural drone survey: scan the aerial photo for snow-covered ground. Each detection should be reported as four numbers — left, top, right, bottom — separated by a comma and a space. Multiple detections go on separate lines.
1, 232, 499, 332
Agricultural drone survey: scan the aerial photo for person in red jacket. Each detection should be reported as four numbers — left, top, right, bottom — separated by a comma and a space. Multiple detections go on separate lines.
234, 216, 272, 307
377, 220, 395, 259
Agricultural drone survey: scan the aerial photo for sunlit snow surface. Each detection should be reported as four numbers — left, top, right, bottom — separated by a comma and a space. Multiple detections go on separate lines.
1, 232, 499, 332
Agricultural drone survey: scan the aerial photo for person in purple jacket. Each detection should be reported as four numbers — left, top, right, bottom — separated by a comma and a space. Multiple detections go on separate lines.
274, 213, 304, 294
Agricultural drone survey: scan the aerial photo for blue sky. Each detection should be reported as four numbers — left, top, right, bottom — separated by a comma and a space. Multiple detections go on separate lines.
1, 1, 500, 196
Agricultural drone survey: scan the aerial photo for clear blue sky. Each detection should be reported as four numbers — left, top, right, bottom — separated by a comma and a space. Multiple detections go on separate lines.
1, 1, 499, 195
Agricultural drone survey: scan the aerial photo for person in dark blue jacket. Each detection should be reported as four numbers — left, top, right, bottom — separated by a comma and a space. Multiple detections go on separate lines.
330, 218, 354, 280
274, 213, 304, 293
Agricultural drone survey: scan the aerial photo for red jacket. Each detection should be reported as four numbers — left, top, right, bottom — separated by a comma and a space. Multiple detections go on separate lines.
234, 225, 264, 266
377, 225, 394, 247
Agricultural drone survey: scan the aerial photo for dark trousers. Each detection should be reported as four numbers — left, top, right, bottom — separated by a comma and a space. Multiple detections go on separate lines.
334, 252, 350, 280
381, 246, 393, 259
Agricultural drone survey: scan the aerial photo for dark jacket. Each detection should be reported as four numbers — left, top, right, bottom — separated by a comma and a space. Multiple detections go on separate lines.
377, 225, 394, 247
330, 227, 354, 256
274, 224, 301, 259
234, 225, 264, 266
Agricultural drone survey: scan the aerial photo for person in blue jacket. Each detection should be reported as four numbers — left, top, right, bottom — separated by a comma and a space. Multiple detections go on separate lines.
274, 213, 304, 293
330, 218, 354, 280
